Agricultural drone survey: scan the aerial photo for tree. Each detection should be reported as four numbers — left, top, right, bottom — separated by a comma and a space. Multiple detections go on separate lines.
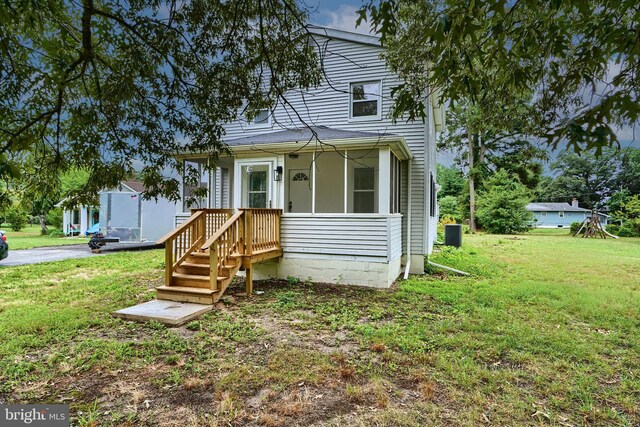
359, 1, 640, 154
442, 101, 546, 229
539, 149, 620, 209
476, 170, 534, 234
1, 0, 320, 205
436, 164, 465, 198
617, 148, 640, 195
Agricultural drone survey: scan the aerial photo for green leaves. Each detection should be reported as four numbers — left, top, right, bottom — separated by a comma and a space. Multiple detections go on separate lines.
361, 0, 640, 154
0, 0, 320, 205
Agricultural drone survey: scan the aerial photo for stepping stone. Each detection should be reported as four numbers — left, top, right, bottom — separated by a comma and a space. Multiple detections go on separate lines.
113, 300, 213, 326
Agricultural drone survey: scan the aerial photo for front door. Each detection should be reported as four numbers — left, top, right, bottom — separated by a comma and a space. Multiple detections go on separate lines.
288, 169, 312, 213
237, 161, 274, 208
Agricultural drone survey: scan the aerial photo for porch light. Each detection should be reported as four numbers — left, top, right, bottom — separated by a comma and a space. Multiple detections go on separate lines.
274, 166, 283, 182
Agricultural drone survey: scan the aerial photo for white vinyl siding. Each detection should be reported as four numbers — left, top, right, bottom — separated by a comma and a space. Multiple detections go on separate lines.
222, 35, 433, 255
281, 214, 402, 261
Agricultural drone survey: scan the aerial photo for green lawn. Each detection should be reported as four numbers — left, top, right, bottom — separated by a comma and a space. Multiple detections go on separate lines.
1, 224, 89, 250
0, 234, 638, 426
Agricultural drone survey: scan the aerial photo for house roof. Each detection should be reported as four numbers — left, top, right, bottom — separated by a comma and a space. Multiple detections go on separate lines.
307, 25, 381, 47
225, 125, 394, 147
526, 202, 604, 213
223, 125, 412, 160
122, 180, 145, 193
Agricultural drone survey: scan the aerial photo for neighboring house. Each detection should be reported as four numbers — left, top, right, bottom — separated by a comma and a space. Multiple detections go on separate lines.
161, 26, 444, 299
61, 205, 99, 236
62, 180, 177, 242
527, 199, 609, 228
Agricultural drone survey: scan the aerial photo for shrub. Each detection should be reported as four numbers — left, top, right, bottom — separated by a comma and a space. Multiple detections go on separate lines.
46, 207, 64, 229
570, 221, 583, 235
5, 207, 28, 232
438, 195, 461, 222
48, 229, 66, 238
476, 170, 534, 234
617, 220, 640, 237
439, 215, 457, 226
605, 224, 620, 235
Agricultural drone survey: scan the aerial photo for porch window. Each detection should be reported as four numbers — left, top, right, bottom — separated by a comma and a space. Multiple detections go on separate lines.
347, 150, 378, 213
350, 81, 381, 119
182, 159, 210, 212
315, 151, 345, 213
353, 168, 375, 213
390, 154, 402, 214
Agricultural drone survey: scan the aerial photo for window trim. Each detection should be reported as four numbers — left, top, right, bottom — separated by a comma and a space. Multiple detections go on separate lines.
246, 108, 272, 128
348, 80, 382, 121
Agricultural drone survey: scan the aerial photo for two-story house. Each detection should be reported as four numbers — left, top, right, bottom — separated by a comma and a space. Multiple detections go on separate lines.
156, 26, 444, 304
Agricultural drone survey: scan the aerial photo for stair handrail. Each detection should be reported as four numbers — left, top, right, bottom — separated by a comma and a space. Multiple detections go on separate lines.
201, 210, 244, 251
157, 210, 207, 287
201, 210, 245, 290
156, 210, 206, 245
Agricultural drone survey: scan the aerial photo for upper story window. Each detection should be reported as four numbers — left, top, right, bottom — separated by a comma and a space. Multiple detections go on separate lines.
252, 109, 270, 125
350, 81, 381, 119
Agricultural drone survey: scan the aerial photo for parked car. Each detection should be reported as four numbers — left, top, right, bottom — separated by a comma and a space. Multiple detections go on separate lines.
0, 230, 7, 261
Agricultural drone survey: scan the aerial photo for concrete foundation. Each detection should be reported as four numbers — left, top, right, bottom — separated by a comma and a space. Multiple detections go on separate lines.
251, 255, 404, 288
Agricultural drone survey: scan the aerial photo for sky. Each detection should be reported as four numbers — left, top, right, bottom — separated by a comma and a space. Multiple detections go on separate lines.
308, 1, 639, 167
308, 0, 372, 34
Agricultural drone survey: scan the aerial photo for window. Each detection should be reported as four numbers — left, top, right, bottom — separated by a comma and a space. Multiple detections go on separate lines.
250, 109, 270, 125
353, 167, 375, 213
430, 173, 436, 217
559, 211, 565, 218
541, 211, 547, 217
350, 81, 381, 119
390, 154, 402, 214
248, 169, 268, 208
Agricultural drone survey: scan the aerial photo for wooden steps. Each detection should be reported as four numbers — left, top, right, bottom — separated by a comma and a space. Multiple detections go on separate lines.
156, 286, 218, 304
157, 254, 242, 305
156, 209, 282, 305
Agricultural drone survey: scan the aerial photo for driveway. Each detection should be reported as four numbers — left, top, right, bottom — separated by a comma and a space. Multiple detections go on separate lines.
0, 242, 162, 267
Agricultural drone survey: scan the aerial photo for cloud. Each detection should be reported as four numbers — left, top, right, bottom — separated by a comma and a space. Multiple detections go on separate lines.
316, 4, 373, 35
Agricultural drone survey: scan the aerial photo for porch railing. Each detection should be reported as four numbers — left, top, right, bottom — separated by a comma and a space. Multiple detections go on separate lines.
158, 208, 282, 288
157, 209, 233, 286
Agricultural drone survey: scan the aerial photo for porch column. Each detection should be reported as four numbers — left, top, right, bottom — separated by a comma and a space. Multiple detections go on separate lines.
80, 206, 89, 235
379, 147, 391, 214
311, 151, 316, 214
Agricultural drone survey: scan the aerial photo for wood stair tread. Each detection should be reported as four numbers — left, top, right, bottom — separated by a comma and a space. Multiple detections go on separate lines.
172, 272, 229, 281
157, 286, 218, 295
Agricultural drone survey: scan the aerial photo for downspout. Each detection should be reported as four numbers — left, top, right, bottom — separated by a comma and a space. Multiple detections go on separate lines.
427, 260, 470, 276
403, 160, 412, 279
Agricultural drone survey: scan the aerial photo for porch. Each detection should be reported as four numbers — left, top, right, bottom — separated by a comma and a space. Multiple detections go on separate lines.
173, 126, 412, 288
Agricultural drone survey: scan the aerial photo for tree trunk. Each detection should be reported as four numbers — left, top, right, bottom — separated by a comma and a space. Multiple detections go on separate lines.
468, 130, 477, 232
39, 214, 48, 235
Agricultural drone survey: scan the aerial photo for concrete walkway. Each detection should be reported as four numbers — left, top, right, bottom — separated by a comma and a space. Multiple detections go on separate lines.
0, 242, 162, 267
